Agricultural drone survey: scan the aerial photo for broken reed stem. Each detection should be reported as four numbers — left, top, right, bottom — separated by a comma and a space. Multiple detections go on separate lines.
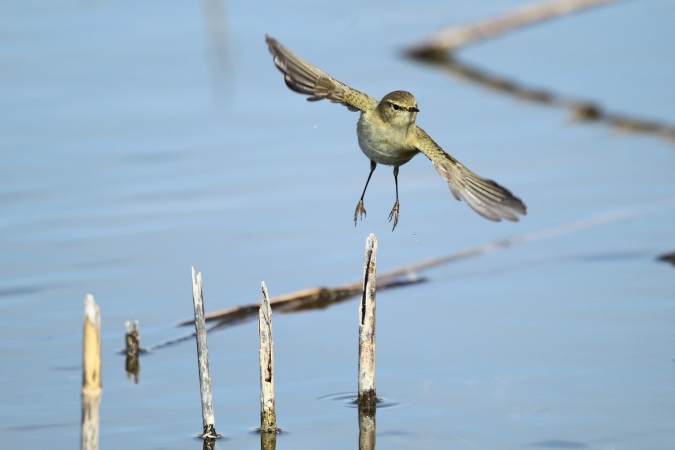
191, 267, 218, 439
409, 0, 621, 54
358, 234, 377, 414
81, 294, 102, 450
259, 282, 278, 432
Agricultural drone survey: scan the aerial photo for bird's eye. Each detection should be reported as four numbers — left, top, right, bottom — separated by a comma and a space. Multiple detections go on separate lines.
392, 104, 400, 111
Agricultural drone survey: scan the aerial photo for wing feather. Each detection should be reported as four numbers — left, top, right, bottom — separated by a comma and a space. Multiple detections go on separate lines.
265, 35, 377, 112
415, 127, 527, 222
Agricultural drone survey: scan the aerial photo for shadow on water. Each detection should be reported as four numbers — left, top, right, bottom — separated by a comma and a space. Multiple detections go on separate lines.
406, 50, 675, 144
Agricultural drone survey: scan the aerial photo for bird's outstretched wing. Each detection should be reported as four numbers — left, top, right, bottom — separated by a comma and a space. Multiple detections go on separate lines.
415, 127, 527, 222
265, 35, 378, 113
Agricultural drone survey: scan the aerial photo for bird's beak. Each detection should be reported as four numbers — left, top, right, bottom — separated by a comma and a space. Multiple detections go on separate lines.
410, 106, 419, 112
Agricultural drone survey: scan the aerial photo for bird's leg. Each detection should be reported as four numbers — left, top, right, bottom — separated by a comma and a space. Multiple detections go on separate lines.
354, 160, 377, 226
388, 166, 400, 231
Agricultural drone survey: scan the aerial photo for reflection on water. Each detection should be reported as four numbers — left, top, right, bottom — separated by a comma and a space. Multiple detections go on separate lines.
202, 436, 217, 450
358, 412, 375, 450
202, 0, 231, 102
260, 431, 276, 450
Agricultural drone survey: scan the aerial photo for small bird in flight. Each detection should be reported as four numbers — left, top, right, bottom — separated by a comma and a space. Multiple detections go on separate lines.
265, 35, 526, 230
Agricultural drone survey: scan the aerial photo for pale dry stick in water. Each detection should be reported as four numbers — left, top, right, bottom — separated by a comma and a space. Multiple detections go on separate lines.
191, 267, 219, 439
81, 295, 102, 450
358, 234, 377, 414
258, 282, 278, 433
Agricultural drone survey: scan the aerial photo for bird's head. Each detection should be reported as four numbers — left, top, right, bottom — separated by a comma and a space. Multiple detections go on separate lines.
378, 91, 419, 127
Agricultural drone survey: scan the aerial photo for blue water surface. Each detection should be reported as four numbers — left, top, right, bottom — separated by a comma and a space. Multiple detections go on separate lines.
1, 1, 674, 449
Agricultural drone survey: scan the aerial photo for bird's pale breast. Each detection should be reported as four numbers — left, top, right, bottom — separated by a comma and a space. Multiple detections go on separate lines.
356, 113, 418, 166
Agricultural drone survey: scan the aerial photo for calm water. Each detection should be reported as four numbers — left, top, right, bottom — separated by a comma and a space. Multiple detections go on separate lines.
1, 1, 675, 449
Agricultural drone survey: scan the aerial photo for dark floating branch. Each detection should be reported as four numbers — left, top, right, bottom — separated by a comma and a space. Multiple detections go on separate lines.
175, 209, 641, 337
408, 0, 623, 55
406, 0, 675, 144
406, 52, 675, 143
145, 209, 652, 355
177, 277, 425, 329
657, 252, 675, 267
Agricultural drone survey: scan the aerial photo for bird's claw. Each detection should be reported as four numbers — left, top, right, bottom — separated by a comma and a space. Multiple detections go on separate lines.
388, 200, 400, 231
354, 200, 366, 226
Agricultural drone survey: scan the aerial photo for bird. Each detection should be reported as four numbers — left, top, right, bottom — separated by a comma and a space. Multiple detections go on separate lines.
265, 35, 526, 230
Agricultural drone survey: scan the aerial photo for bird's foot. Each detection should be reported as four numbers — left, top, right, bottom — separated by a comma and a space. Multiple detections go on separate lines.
354, 200, 366, 226
388, 200, 400, 231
